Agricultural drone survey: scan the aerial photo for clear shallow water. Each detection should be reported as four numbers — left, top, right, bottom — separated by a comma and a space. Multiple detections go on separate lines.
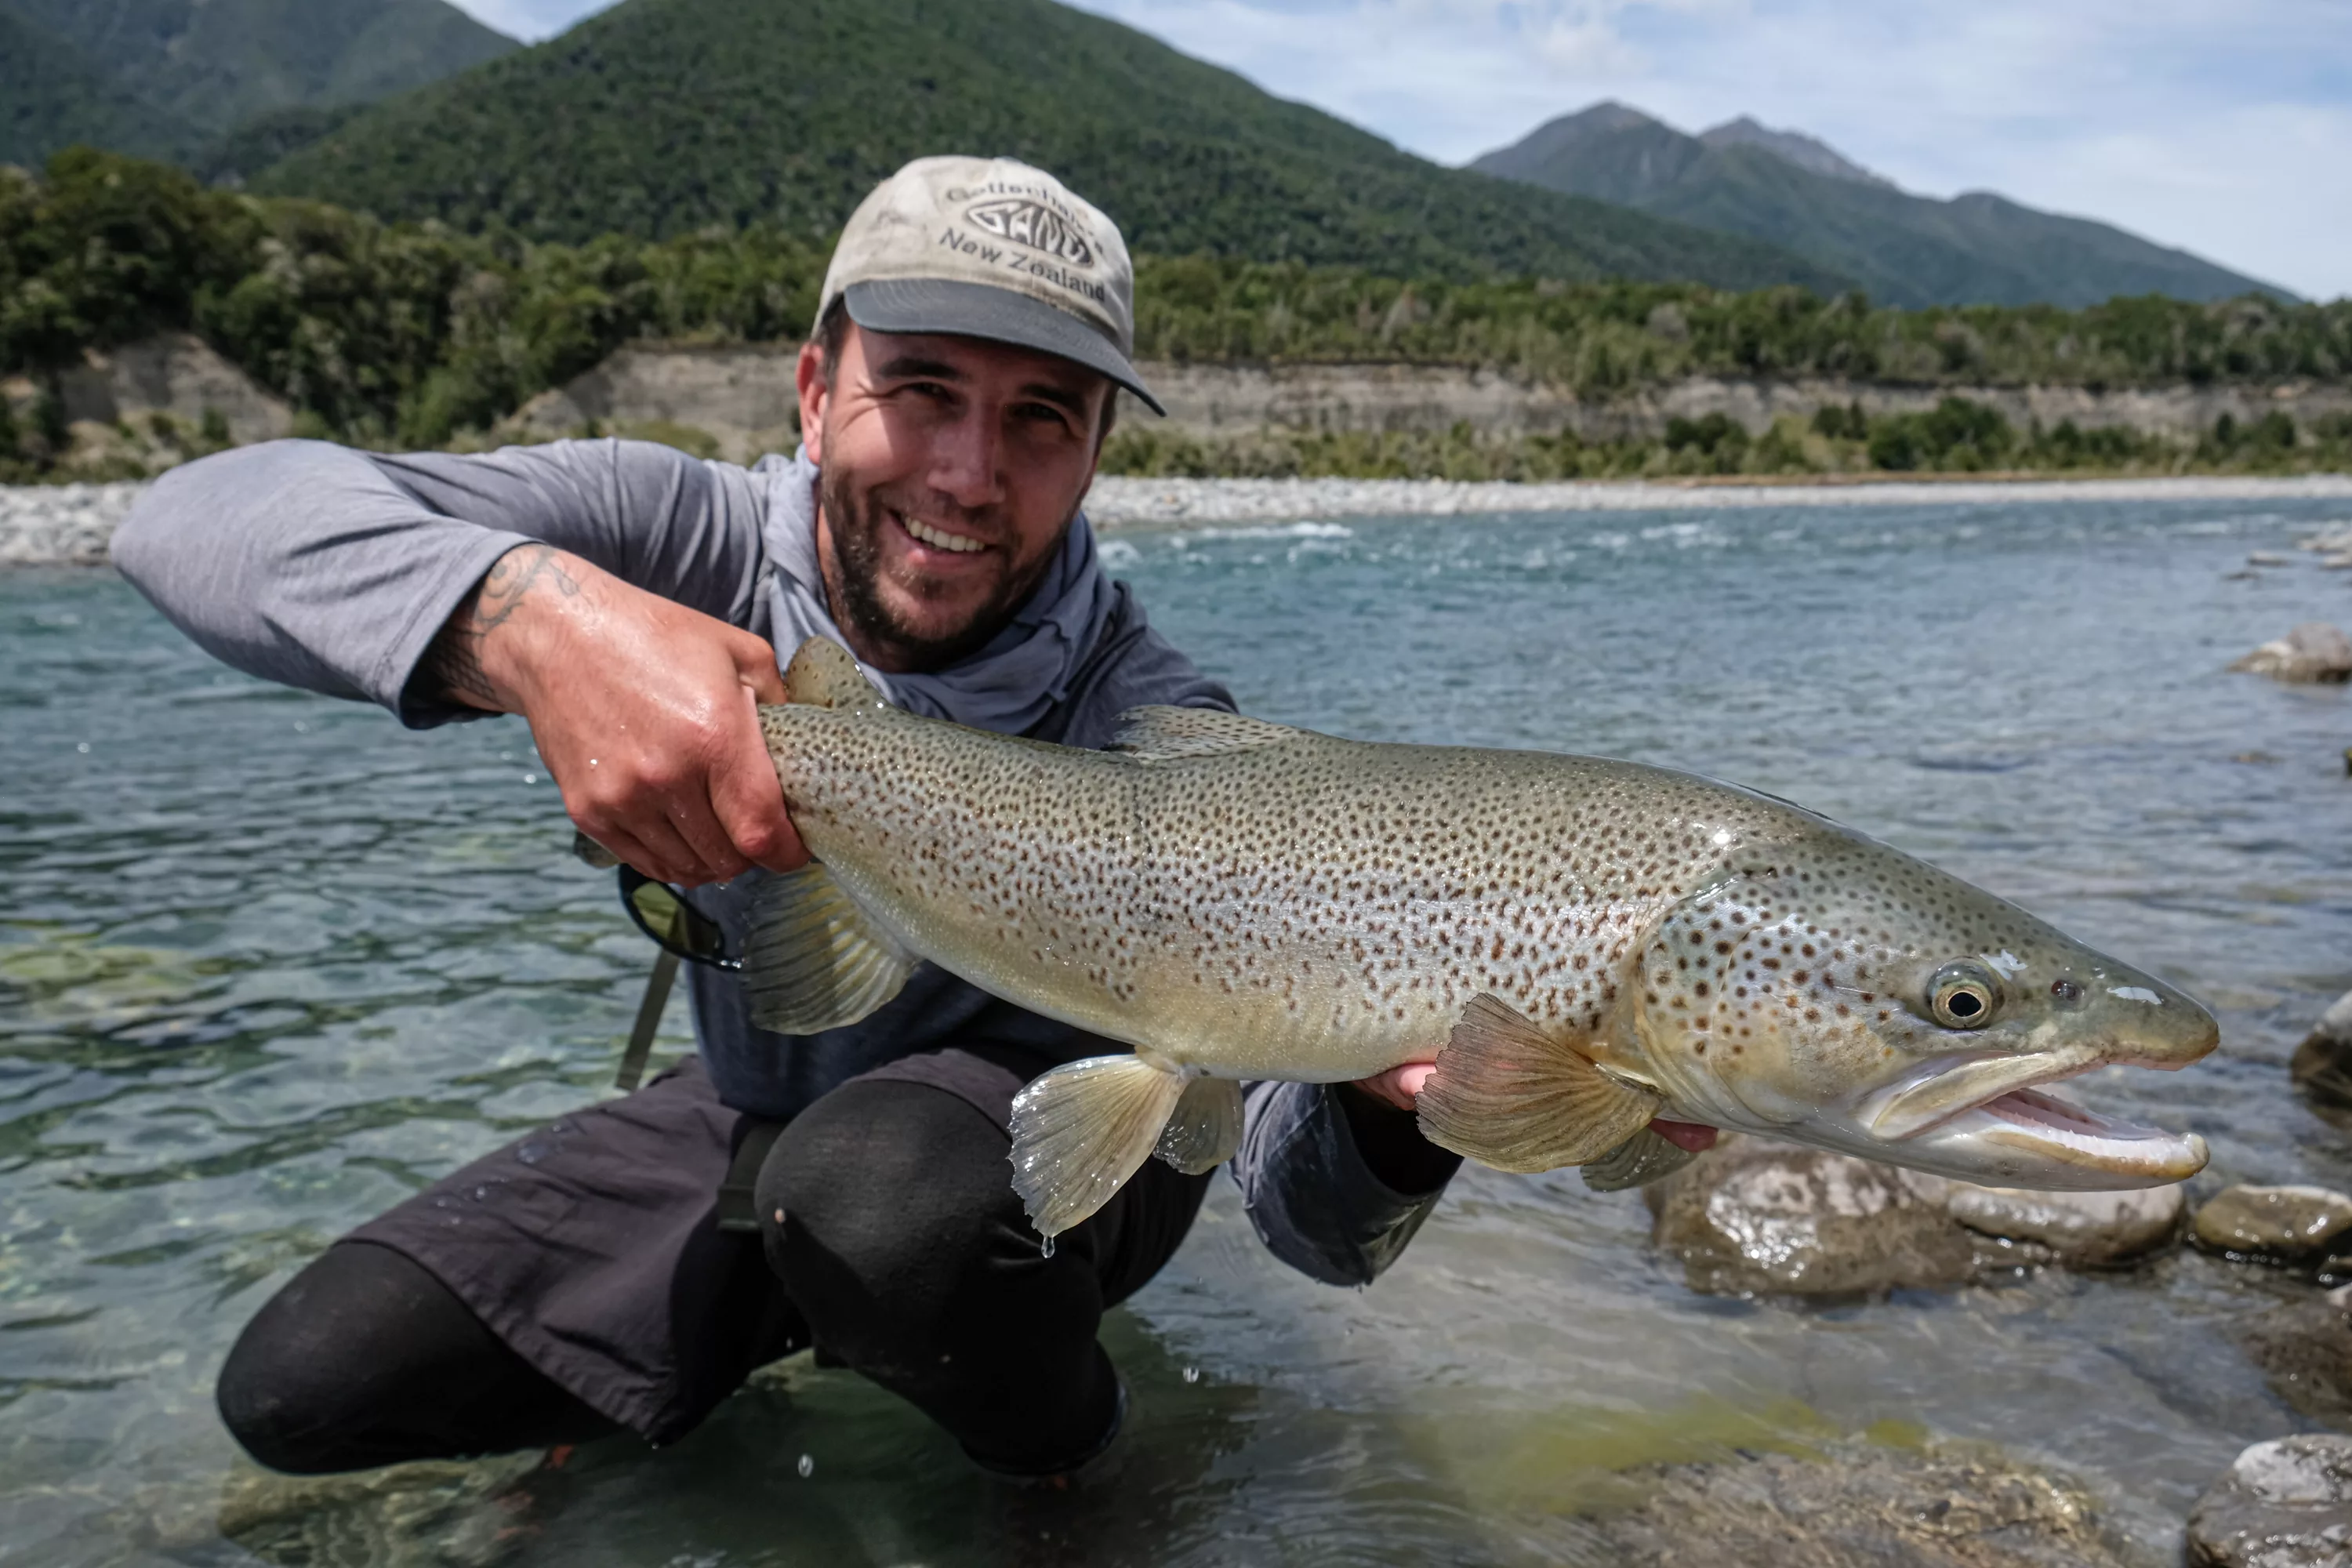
4, 497, 2351, 1566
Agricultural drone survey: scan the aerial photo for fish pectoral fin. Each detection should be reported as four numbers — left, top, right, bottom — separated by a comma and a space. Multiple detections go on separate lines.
741, 864, 917, 1035
1010, 1055, 1189, 1240
1109, 706, 1302, 763
1155, 1076, 1243, 1174
1416, 994, 1664, 1174
1579, 1127, 1700, 1192
782, 637, 885, 709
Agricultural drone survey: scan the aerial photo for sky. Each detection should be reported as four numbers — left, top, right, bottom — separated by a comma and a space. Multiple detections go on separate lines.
448, 0, 2352, 300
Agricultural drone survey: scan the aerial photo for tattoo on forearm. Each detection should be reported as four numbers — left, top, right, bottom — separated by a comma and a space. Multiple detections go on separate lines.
419, 544, 581, 709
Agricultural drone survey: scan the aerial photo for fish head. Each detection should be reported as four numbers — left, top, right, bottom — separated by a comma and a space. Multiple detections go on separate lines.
1626, 829, 2216, 1190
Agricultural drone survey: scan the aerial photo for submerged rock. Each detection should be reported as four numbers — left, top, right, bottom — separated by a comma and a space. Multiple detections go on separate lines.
1648, 1136, 2187, 1295
2194, 1185, 2352, 1265
1944, 1181, 2185, 1267
2230, 623, 2352, 684
2187, 1435, 2352, 1568
1577, 1439, 2125, 1568
1647, 1136, 1976, 1297
2292, 990, 2352, 1131
2241, 1288, 2352, 1426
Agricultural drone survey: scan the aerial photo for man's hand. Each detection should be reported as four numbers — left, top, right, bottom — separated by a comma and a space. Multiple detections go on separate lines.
419, 543, 808, 886
1351, 1062, 1719, 1152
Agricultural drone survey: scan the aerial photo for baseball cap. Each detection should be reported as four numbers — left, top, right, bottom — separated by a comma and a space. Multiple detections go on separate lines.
816, 155, 1163, 416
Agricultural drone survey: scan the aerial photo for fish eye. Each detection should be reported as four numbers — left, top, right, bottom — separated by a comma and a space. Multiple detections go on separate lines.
1926, 963, 2002, 1029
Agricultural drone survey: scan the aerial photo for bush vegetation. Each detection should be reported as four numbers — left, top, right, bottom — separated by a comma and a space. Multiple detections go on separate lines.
3, 151, 2347, 481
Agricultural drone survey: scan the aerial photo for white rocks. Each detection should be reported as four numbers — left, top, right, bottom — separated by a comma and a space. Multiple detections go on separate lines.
2230, 624, 2352, 684
0, 482, 147, 568
1083, 474, 2352, 529
2187, 1435, 2352, 1568
1944, 1182, 2185, 1267
2192, 1185, 2352, 1265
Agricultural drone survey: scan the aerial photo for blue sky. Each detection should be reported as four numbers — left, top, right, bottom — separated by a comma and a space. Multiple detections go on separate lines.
448, 0, 2351, 300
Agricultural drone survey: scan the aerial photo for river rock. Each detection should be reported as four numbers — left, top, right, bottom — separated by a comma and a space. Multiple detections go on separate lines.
1646, 1135, 1976, 1297
2292, 991, 2352, 1131
2187, 1435, 2352, 1568
2230, 623, 2352, 684
1578, 1440, 2124, 1568
2194, 1185, 2352, 1265
1944, 1181, 2186, 1266
2241, 1288, 2352, 1426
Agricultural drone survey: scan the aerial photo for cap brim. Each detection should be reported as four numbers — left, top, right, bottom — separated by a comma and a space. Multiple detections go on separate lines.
844, 278, 1163, 416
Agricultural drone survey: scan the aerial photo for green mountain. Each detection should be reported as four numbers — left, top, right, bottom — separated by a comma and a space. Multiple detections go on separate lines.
1472, 103, 2289, 309
0, 0, 515, 163
2, 8, 203, 167
249, 0, 1850, 293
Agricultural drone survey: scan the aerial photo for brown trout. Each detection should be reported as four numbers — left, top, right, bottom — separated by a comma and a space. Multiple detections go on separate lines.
748, 638, 2216, 1241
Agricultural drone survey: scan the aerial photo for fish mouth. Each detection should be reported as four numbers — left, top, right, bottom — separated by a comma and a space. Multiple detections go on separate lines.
1867, 1054, 2209, 1186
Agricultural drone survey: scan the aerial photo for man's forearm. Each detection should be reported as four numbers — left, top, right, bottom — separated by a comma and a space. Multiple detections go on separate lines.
416, 543, 584, 713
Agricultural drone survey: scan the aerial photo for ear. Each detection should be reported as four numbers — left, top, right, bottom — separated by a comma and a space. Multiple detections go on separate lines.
795, 339, 830, 466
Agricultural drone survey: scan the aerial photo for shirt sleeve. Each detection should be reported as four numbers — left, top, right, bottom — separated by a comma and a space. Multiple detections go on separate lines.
110, 438, 771, 728
1231, 1081, 1458, 1287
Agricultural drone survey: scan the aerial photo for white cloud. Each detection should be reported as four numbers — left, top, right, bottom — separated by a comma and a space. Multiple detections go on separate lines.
445, 0, 2352, 298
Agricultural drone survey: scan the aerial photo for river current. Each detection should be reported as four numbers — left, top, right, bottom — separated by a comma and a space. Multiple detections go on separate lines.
4, 495, 2350, 1565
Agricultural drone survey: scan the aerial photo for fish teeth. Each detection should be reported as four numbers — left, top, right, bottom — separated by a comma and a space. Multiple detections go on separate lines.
902, 514, 985, 554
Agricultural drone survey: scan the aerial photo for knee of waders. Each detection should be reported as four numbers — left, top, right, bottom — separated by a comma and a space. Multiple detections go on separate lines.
215, 1243, 423, 1474
755, 1079, 1090, 1345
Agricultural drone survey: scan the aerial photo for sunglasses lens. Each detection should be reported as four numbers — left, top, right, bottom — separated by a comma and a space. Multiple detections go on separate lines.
624, 877, 732, 964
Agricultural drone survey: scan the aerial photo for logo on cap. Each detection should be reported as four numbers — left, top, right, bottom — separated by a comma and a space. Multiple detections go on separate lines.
964, 198, 1095, 270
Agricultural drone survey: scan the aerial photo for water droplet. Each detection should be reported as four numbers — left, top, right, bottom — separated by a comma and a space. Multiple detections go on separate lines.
1039, 1234, 1056, 1260
524, 772, 536, 784
797, 1454, 814, 1479
515, 1142, 545, 1166
589, 757, 598, 766
75, 742, 89, 753
1182, 1366, 1200, 1384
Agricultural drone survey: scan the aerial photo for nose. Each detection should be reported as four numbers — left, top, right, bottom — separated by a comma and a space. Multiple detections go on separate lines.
928, 405, 1005, 513
2100, 967, 2220, 1068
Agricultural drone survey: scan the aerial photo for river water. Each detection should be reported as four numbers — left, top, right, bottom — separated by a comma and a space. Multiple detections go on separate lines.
4, 495, 2350, 1566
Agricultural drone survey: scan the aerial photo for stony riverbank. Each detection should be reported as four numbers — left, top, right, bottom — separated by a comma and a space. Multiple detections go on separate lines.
8, 474, 2352, 568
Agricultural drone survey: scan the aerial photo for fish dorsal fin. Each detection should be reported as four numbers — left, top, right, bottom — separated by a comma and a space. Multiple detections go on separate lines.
742, 863, 917, 1035
1581, 1127, 1700, 1192
1110, 706, 1301, 763
1416, 994, 1664, 1174
784, 636, 886, 709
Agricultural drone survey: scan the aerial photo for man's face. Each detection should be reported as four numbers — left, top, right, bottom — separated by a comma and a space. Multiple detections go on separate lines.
796, 321, 1114, 673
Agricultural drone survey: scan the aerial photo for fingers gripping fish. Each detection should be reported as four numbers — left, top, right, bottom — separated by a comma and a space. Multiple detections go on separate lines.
750, 638, 2216, 1243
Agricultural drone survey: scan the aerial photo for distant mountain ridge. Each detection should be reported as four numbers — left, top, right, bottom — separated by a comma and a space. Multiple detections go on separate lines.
0, 0, 514, 169
1472, 102, 2289, 309
245, 0, 1849, 294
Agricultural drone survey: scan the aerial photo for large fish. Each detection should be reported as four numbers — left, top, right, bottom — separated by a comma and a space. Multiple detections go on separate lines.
748, 638, 2216, 1242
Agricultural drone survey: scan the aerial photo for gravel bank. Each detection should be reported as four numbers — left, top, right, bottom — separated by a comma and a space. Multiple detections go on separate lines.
7, 474, 2352, 567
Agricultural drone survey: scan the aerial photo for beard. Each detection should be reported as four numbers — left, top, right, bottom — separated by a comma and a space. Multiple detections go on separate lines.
817, 464, 1065, 670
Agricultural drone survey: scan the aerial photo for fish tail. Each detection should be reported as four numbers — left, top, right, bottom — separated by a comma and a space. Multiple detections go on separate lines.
1011, 1056, 1234, 1240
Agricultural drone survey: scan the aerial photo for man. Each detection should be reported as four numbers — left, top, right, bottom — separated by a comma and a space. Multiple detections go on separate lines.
114, 157, 1470, 1482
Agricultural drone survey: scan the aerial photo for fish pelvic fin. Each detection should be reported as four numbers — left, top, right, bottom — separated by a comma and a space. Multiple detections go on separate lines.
1579, 1127, 1700, 1192
1009, 1054, 1188, 1240
783, 637, 886, 709
742, 864, 916, 1034
1110, 706, 1301, 763
1155, 1076, 1244, 1175
1416, 994, 1664, 1174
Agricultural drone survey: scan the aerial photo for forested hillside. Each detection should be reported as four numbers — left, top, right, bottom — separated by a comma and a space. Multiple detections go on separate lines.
249, 0, 1846, 294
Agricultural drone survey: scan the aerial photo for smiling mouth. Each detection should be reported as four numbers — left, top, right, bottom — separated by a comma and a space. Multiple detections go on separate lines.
895, 512, 988, 555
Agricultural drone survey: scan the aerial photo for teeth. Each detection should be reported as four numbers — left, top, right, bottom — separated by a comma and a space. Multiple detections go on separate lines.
901, 515, 985, 554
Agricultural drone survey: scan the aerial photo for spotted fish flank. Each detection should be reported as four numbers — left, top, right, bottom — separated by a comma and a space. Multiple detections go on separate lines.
753, 637, 2217, 1241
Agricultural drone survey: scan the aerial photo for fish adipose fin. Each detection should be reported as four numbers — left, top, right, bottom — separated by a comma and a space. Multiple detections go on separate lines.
742, 865, 917, 1035
1110, 706, 1301, 763
1009, 1055, 1189, 1239
1580, 1127, 1700, 1192
783, 637, 886, 709
1417, 994, 1664, 1174
1155, 1076, 1244, 1174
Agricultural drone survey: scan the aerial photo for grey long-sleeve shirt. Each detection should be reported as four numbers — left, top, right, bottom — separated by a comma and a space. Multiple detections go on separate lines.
113, 437, 1457, 1286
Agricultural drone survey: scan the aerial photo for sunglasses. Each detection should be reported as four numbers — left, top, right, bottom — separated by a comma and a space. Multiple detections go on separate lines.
617, 866, 742, 971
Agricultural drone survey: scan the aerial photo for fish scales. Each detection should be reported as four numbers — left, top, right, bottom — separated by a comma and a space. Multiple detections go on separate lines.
749, 638, 2216, 1240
